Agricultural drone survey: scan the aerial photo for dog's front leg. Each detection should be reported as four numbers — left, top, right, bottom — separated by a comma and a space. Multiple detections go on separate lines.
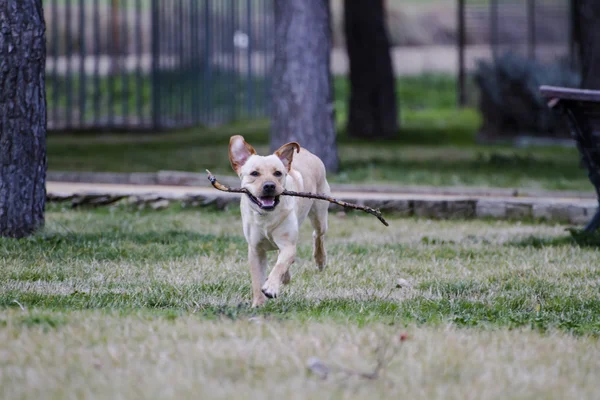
261, 245, 295, 299
249, 247, 268, 307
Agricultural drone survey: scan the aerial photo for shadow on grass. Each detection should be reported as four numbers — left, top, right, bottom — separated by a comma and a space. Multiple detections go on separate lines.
509, 230, 600, 249
566, 228, 600, 247
0, 230, 246, 262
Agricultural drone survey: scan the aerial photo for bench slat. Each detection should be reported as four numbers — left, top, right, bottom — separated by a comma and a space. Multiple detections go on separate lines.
540, 85, 600, 103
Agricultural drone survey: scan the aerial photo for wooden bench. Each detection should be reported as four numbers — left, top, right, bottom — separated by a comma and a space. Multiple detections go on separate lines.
540, 86, 600, 232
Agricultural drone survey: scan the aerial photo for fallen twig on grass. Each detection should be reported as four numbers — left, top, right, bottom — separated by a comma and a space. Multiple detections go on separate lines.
307, 332, 407, 381
206, 170, 389, 226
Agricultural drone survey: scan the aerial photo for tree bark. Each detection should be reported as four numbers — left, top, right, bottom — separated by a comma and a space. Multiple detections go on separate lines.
0, 0, 47, 238
344, 0, 398, 139
270, 0, 338, 172
574, 0, 600, 89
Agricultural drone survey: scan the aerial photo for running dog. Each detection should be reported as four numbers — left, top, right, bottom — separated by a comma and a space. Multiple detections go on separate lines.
228, 135, 330, 307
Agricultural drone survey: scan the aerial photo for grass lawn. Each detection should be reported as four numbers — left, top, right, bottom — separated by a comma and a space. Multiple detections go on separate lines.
1, 205, 600, 398
48, 116, 590, 192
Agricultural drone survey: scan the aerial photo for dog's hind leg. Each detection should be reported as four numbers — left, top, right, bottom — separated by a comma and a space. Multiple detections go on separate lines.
309, 200, 328, 271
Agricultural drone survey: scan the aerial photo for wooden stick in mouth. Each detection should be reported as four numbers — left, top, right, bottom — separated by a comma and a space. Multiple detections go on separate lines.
206, 170, 389, 227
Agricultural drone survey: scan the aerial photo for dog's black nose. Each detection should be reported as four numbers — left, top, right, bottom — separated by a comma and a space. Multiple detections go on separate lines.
263, 181, 276, 193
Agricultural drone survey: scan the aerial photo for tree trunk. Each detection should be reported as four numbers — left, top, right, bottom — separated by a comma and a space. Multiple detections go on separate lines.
574, 0, 600, 89
344, 0, 398, 139
270, 0, 338, 172
0, 0, 47, 238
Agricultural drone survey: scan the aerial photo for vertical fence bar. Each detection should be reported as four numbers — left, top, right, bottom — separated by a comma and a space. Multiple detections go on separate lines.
93, 0, 100, 126
151, 0, 161, 129
107, 0, 116, 127
185, 0, 189, 126
185, 0, 190, 124
246, 0, 254, 117
262, 0, 267, 117
170, 0, 176, 127
158, 0, 165, 125
65, 0, 73, 129
78, 0, 86, 127
169, 0, 174, 126
171, 0, 183, 126
231, 0, 236, 121
51, 0, 59, 128
188, 0, 194, 126
457, 0, 466, 107
185, 0, 191, 126
224, 0, 229, 123
163, 0, 171, 126
218, 0, 223, 124
219, 0, 231, 124
187, 1, 195, 126
121, 0, 130, 126
178, 0, 185, 126
204, 0, 212, 125
215, 0, 221, 124
135, 0, 143, 125
258, 0, 262, 117
263, 0, 269, 117
172, 0, 178, 126
212, 0, 217, 124
265, 0, 272, 117
191, 0, 199, 124
490, 0, 498, 63
253, 0, 259, 118
176, 0, 181, 126
527, 0, 536, 60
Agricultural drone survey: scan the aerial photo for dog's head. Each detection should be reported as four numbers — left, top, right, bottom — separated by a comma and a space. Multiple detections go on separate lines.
229, 135, 300, 211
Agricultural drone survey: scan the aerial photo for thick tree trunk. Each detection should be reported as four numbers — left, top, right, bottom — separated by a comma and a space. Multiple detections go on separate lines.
574, 0, 600, 89
0, 0, 47, 238
270, 0, 338, 172
344, 0, 398, 139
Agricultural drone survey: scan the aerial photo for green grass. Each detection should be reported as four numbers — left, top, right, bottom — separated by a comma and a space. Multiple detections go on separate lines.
2, 206, 600, 398
1, 205, 599, 331
47, 118, 589, 191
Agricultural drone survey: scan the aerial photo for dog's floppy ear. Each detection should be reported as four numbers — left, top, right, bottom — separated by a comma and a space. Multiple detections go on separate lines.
274, 142, 300, 172
229, 135, 257, 174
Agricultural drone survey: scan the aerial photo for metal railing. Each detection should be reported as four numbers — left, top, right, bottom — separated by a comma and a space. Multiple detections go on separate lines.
45, 0, 274, 132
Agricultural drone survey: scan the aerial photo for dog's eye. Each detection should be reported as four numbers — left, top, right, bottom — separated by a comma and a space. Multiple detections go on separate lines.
274, 171, 283, 177
250, 171, 260, 177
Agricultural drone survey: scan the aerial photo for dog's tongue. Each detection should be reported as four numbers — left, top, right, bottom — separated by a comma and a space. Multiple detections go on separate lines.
260, 197, 275, 207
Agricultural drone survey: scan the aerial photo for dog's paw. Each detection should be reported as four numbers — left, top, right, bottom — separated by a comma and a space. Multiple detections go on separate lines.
261, 279, 280, 299
252, 293, 267, 308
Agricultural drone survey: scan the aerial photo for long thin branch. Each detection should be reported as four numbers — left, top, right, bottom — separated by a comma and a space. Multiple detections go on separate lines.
206, 170, 389, 226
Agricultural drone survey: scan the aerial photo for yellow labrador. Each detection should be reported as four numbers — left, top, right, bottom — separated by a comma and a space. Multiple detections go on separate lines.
228, 135, 330, 307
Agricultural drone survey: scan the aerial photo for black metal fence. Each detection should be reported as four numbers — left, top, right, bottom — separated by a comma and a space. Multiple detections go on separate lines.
45, 0, 274, 132
457, 0, 574, 105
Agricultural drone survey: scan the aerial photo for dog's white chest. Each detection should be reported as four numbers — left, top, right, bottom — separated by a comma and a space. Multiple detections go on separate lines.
242, 205, 296, 251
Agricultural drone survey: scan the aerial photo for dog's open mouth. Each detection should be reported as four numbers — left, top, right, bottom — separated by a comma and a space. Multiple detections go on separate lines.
257, 195, 280, 210
246, 193, 280, 211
